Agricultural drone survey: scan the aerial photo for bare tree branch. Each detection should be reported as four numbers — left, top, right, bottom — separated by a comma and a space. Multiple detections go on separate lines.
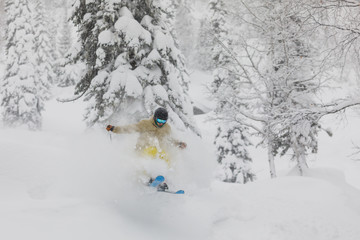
317, 99, 360, 119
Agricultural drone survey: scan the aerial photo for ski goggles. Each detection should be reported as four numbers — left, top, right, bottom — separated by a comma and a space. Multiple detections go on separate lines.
156, 118, 167, 124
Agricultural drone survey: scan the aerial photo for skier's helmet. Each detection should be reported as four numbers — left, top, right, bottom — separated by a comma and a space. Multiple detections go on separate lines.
154, 107, 168, 121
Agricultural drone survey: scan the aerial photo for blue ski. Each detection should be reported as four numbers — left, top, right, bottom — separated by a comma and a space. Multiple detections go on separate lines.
159, 189, 185, 194
149, 175, 165, 188
149, 175, 185, 194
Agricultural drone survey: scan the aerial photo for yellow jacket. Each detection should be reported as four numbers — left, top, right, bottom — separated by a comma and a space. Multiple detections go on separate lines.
112, 118, 181, 152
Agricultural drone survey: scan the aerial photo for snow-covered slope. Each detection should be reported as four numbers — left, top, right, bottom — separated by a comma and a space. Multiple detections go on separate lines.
1, 87, 360, 240
1, 129, 360, 240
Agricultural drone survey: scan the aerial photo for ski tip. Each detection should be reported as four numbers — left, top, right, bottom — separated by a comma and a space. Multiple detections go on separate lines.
175, 190, 185, 194
155, 175, 165, 181
149, 175, 165, 188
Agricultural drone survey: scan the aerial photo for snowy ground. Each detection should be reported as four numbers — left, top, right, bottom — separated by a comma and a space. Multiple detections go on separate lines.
1, 73, 360, 240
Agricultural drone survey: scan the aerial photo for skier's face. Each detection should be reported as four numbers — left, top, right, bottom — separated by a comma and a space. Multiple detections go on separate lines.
156, 118, 167, 127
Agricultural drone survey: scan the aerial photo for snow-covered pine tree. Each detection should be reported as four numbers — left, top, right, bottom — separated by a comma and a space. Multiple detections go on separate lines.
33, 0, 54, 96
1, 0, 46, 130
209, 1, 228, 67
209, 0, 234, 94
209, 0, 254, 183
70, 0, 197, 133
173, 0, 197, 65
215, 124, 254, 183
212, 88, 255, 183
196, 17, 214, 71
56, 1, 79, 88
57, 3, 72, 59
70, 0, 105, 99
0, 0, 5, 55
57, 57, 85, 88
45, 1, 60, 65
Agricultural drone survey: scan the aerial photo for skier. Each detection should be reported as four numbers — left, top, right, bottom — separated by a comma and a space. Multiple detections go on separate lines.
106, 107, 187, 190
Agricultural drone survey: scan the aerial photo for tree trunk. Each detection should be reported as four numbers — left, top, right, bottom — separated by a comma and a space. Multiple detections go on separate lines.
293, 142, 309, 176
267, 139, 277, 178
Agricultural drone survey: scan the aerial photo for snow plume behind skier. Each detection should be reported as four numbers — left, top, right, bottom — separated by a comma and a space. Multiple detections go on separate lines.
106, 107, 187, 183
43, 104, 215, 200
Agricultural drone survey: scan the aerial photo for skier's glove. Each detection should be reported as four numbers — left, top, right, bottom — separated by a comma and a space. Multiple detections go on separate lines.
106, 125, 114, 132
178, 142, 187, 149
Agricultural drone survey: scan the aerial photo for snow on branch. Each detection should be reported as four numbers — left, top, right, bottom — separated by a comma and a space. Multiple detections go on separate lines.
317, 99, 360, 119
56, 92, 85, 103
310, 0, 360, 9
310, 17, 360, 36
211, 32, 267, 103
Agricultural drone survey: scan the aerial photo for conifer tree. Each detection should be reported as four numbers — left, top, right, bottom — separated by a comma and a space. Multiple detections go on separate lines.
209, 0, 254, 183
0, 0, 5, 53
209, 0, 229, 67
1, 0, 46, 130
56, 2, 79, 87
46, 1, 60, 64
70, 0, 197, 133
173, 0, 197, 64
215, 125, 255, 183
209, 0, 234, 93
196, 18, 214, 70
57, 5, 72, 58
33, 0, 54, 95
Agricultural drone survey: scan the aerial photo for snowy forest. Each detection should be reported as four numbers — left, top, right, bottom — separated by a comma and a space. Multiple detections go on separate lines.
1, 0, 360, 240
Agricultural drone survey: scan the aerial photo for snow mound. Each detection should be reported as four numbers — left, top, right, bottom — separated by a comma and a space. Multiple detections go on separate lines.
208, 171, 360, 240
